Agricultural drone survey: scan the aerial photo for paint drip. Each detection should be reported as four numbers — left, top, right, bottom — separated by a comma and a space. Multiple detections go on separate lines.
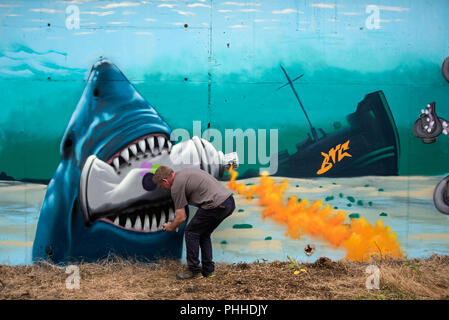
227, 166, 405, 261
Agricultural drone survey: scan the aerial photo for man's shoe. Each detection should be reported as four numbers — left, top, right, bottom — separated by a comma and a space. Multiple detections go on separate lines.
202, 271, 215, 278
176, 269, 203, 280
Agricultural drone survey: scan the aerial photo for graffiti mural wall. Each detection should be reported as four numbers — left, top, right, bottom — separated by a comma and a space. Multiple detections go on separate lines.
0, 0, 448, 265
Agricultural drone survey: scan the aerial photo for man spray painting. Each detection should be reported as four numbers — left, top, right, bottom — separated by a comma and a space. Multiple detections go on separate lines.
153, 166, 236, 280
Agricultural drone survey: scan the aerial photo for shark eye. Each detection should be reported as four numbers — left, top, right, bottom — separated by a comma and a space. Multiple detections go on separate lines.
62, 137, 74, 159
142, 172, 157, 191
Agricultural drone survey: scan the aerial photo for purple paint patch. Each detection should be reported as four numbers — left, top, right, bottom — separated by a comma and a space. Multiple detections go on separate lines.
139, 162, 152, 177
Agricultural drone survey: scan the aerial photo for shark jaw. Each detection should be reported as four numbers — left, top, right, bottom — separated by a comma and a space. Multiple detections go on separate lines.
82, 131, 177, 233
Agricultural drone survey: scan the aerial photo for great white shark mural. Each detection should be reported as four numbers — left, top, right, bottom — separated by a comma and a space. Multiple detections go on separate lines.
32, 58, 237, 264
31, 58, 184, 263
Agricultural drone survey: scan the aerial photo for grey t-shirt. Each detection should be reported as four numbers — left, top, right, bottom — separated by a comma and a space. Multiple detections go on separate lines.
170, 167, 232, 210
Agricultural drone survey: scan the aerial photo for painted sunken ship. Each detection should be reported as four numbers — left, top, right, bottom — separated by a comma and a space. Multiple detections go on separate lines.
241, 66, 400, 179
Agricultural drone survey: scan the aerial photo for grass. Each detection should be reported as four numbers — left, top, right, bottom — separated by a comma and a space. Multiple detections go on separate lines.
0, 255, 448, 300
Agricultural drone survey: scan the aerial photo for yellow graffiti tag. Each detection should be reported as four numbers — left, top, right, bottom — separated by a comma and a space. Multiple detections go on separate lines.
317, 140, 352, 175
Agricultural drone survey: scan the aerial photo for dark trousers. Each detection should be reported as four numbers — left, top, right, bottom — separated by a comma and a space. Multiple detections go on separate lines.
184, 195, 235, 274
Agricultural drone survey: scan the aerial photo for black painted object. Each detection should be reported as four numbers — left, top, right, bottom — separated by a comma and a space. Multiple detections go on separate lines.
413, 102, 449, 215
413, 102, 446, 144
142, 172, 157, 191
442, 57, 449, 83
433, 176, 449, 215
414, 58, 449, 215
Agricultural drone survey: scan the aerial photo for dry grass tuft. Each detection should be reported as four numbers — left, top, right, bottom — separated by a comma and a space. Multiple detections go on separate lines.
1, 255, 449, 300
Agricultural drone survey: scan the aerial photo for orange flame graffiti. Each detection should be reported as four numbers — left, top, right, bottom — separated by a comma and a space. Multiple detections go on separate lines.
227, 166, 404, 261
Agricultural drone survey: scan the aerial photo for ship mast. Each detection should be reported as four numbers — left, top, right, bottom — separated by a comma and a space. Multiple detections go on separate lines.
279, 65, 319, 142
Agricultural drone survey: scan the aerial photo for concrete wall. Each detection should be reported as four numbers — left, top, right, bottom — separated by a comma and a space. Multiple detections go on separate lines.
0, 0, 448, 264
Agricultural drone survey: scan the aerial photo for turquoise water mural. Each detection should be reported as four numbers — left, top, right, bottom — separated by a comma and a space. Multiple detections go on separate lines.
0, 0, 449, 179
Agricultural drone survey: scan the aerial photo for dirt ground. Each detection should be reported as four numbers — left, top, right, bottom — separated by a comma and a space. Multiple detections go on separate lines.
1, 255, 448, 300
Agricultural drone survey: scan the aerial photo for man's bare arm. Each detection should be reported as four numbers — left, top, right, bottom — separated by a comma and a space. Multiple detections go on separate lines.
162, 207, 186, 232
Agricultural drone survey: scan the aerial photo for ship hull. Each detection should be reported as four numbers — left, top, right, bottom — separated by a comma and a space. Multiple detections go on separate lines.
274, 91, 400, 178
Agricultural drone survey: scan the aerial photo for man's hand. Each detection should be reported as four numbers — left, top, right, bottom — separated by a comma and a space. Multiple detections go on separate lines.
162, 207, 187, 232
162, 222, 176, 232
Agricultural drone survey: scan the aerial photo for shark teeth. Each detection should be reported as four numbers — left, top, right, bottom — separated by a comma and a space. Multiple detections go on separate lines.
151, 214, 158, 232
134, 216, 142, 230
147, 137, 155, 155
108, 134, 173, 173
157, 136, 165, 154
143, 215, 150, 231
113, 158, 120, 171
102, 201, 175, 233
129, 144, 138, 157
138, 140, 146, 153
121, 149, 129, 163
